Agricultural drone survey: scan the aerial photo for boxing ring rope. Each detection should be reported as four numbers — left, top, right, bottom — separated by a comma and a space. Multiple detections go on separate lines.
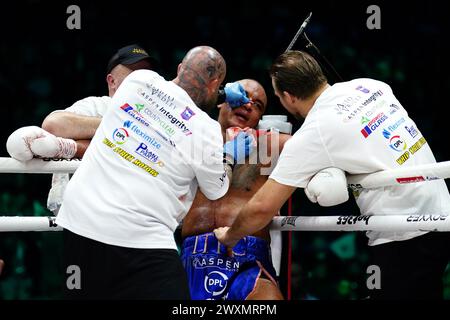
0, 157, 450, 233
271, 214, 450, 232
0, 216, 62, 232
0, 157, 80, 174
1, 215, 449, 232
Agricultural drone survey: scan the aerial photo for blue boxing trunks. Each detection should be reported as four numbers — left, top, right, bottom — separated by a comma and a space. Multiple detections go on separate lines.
181, 232, 278, 300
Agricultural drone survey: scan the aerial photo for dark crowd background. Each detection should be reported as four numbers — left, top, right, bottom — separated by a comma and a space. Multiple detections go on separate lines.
0, 0, 449, 300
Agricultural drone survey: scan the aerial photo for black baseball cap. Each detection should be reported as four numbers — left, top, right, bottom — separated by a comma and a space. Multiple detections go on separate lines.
106, 44, 158, 74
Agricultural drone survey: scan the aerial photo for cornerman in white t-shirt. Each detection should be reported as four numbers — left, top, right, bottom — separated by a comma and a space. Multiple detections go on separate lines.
54, 46, 254, 299
6, 44, 252, 216
215, 50, 450, 299
5, 46, 259, 300
6, 44, 157, 214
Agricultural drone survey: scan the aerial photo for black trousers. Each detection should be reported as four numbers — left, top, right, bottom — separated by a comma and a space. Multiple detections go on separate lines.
63, 229, 191, 300
368, 232, 450, 299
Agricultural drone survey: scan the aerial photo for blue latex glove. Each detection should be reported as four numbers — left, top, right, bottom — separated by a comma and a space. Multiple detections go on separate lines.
223, 131, 255, 165
224, 82, 251, 108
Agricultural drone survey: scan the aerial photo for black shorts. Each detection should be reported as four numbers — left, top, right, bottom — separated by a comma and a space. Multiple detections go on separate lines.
63, 229, 190, 300
368, 232, 450, 299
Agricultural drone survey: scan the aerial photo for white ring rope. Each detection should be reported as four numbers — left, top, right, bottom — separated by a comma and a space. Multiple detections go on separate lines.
0, 215, 449, 232
0, 157, 80, 174
0, 158, 449, 232
271, 215, 450, 232
1, 157, 449, 187
0, 216, 62, 232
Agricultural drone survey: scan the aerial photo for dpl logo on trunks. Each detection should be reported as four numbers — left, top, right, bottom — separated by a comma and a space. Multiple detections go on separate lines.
204, 271, 229, 298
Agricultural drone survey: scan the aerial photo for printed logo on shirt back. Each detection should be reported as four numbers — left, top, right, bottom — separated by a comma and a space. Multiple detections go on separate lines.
405, 125, 418, 138
389, 135, 407, 152
112, 128, 129, 145
120, 103, 150, 127
135, 142, 165, 167
135, 103, 145, 112
360, 112, 388, 138
180, 106, 196, 120
356, 85, 370, 94
382, 129, 407, 152
388, 103, 400, 115
123, 120, 163, 150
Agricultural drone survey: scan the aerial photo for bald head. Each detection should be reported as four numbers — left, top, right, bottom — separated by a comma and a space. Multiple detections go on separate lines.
173, 46, 226, 112
182, 46, 226, 82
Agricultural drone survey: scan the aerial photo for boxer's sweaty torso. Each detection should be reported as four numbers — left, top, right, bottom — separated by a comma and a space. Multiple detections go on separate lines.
182, 161, 271, 240
182, 131, 291, 240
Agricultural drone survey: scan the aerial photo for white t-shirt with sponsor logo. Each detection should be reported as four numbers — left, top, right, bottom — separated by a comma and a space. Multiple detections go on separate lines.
270, 78, 450, 246
56, 70, 229, 249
